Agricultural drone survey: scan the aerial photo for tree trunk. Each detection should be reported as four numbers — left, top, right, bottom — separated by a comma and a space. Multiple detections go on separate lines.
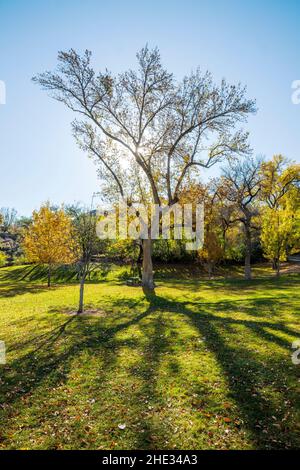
47, 265, 51, 288
142, 238, 155, 291
244, 224, 252, 280
78, 275, 85, 314
275, 259, 280, 277
207, 261, 213, 279
137, 241, 143, 280
222, 227, 227, 254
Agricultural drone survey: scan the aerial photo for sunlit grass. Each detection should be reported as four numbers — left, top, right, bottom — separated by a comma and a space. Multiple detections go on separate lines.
0, 265, 299, 449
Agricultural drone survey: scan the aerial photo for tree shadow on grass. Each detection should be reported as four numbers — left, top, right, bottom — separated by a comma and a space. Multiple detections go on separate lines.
0, 299, 158, 447
0, 283, 61, 298
129, 310, 179, 449
186, 313, 297, 448
0, 265, 65, 298
0, 262, 116, 299
110, 290, 300, 448
143, 292, 300, 449
160, 275, 300, 294
1, 289, 299, 449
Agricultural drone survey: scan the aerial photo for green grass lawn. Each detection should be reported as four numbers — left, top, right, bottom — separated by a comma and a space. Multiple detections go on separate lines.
0, 264, 299, 450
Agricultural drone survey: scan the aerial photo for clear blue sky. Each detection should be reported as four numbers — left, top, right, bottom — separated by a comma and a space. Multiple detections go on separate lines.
0, 0, 299, 216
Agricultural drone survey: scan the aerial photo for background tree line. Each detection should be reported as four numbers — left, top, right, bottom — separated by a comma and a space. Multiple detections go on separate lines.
1, 154, 299, 281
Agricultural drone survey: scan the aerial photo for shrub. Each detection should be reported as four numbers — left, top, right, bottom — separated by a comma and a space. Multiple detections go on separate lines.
0, 251, 7, 267
13, 254, 30, 266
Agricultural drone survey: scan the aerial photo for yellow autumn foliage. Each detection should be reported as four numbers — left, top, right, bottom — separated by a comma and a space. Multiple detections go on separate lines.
23, 205, 76, 267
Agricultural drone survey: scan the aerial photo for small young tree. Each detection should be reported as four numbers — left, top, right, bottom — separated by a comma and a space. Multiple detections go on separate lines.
180, 182, 224, 277
68, 206, 99, 314
199, 232, 224, 278
23, 205, 76, 287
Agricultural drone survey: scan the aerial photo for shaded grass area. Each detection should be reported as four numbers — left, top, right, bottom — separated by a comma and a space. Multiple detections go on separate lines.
0, 265, 299, 449
0, 260, 294, 289
0, 261, 297, 302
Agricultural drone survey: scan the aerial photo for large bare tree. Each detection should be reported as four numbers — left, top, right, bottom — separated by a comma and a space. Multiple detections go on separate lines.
33, 46, 256, 290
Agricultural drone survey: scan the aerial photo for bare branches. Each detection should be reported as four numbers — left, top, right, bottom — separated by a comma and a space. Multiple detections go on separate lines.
221, 157, 263, 211
33, 46, 256, 207
73, 121, 126, 198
